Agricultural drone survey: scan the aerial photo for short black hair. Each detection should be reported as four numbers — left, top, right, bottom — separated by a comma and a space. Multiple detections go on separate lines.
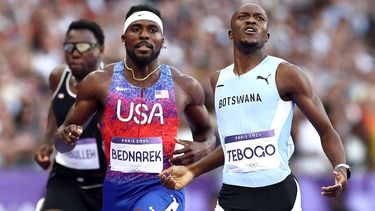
125, 4, 162, 20
66, 19, 105, 46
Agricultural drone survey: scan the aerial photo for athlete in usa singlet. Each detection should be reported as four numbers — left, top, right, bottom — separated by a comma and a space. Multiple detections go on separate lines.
101, 62, 184, 211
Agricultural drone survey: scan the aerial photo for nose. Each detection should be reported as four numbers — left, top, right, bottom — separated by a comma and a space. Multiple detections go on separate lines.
245, 14, 257, 25
70, 48, 81, 58
139, 28, 149, 39
246, 17, 256, 25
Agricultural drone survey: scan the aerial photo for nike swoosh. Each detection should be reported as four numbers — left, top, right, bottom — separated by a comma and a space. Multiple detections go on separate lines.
216, 84, 224, 88
115, 87, 129, 91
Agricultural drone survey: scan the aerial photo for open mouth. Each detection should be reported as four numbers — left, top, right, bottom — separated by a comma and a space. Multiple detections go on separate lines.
243, 25, 257, 34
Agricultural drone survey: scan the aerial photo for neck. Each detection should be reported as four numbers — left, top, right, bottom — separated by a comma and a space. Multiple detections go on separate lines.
125, 58, 159, 76
124, 58, 160, 83
233, 49, 267, 76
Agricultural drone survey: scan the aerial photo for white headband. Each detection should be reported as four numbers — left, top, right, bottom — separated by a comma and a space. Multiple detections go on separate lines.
123, 11, 163, 34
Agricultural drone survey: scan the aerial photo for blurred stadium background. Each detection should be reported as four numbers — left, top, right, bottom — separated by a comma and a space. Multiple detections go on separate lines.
0, 0, 374, 210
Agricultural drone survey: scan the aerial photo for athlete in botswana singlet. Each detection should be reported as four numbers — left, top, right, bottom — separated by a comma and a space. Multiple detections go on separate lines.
160, 3, 350, 211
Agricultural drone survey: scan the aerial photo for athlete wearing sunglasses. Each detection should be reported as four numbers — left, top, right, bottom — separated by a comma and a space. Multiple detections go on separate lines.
63, 42, 99, 54
34, 19, 106, 211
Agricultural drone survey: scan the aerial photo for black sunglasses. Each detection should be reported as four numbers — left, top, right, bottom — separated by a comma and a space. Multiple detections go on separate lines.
63, 42, 99, 54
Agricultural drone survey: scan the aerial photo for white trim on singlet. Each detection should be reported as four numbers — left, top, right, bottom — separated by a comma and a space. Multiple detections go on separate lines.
65, 70, 76, 98
80, 183, 103, 190
291, 178, 302, 211
51, 67, 70, 99
214, 201, 225, 211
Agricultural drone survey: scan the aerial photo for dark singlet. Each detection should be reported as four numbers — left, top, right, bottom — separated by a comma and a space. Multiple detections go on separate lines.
49, 68, 106, 187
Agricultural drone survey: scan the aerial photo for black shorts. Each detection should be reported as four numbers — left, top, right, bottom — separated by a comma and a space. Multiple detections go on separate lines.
40, 174, 102, 211
217, 174, 300, 211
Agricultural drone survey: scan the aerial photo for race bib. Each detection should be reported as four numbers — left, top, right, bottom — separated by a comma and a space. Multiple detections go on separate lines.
224, 130, 281, 173
110, 137, 163, 173
55, 138, 100, 170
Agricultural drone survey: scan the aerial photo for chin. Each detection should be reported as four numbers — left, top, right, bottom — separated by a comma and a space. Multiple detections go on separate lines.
134, 56, 153, 65
239, 40, 258, 48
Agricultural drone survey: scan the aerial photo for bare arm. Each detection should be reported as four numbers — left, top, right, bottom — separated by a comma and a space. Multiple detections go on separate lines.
56, 69, 110, 150
35, 67, 63, 169
277, 63, 348, 196
183, 70, 224, 176
170, 71, 216, 165
160, 70, 224, 189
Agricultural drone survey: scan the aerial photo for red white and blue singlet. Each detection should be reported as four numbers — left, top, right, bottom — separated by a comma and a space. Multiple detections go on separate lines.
101, 61, 184, 210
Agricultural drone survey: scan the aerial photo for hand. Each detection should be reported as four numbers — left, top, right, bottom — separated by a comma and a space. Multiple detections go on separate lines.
34, 143, 54, 170
170, 138, 210, 166
55, 124, 83, 152
159, 166, 194, 190
321, 170, 348, 197
57, 124, 83, 145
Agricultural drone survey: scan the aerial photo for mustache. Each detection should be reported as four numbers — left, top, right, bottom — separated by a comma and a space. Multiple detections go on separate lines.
135, 41, 153, 49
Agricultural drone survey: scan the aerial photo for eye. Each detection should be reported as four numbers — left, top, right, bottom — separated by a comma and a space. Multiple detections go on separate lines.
130, 25, 140, 32
257, 16, 265, 21
148, 26, 159, 33
239, 15, 246, 20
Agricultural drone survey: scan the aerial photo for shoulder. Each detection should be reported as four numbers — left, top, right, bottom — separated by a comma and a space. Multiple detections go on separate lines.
76, 67, 113, 102
168, 65, 205, 105
276, 61, 312, 100
49, 65, 68, 91
82, 65, 113, 85
277, 61, 308, 84
210, 69, 222, 87
210, 64, 233, 90
169, 65, 203, 92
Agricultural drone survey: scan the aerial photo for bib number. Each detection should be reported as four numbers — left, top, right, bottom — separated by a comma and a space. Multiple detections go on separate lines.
224, 130, 281, 172
110, 137, 163, 173
55, 138, 100, 170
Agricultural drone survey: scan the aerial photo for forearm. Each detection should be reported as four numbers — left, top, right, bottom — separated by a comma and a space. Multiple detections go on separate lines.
321, 129, 346, 167
189, 146, 224, 178
193, 127, 216, 151
45, 123, 57, 145
44, 105, 57, 145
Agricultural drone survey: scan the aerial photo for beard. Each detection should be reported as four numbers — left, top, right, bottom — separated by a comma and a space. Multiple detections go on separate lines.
237, 40, 266, 54
126, 47, 161, 66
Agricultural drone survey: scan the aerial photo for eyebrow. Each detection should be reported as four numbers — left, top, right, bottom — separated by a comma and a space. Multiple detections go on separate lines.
130, 22, 160, 28
238, 12, 267, 19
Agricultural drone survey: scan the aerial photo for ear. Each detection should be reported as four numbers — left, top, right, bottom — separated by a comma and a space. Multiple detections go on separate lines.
266, 33, 270, 42
99, 45, 105, 53
228, 30, 233, 40
121, 35, 126, 46
161, 37, 165, 49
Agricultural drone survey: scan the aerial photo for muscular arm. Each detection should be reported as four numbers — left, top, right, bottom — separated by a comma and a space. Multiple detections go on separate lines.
277, 63, 346, 168
45, 67, 63, 145
160, 70, 224, 189
180, 71, 224, 176
35, 66, 63, 168
44, 104, 57, 145
277, 63, 348, 195
183, 76, 215, 145
57, 69, 110, 148
170, 69, 216, 165
64, 75, 100, 126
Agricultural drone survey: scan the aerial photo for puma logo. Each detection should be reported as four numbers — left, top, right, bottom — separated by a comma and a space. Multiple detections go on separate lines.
256, 74, 271, 84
